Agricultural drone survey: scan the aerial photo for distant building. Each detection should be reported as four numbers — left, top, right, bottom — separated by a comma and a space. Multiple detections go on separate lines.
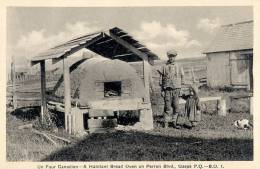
204, 20, 253, 90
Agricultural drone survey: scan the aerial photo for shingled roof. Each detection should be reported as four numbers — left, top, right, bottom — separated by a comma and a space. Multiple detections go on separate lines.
204, 20, 253, 54
31, 27, 159, 64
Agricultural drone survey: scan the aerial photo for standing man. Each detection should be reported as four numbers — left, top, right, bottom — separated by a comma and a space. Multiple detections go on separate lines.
160, 50, 184, 129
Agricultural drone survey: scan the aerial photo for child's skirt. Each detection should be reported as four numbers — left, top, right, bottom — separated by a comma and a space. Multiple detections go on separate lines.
185, 97, 201, 122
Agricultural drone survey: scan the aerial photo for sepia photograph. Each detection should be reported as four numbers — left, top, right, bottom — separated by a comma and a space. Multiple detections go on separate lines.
5, 5, 255, 163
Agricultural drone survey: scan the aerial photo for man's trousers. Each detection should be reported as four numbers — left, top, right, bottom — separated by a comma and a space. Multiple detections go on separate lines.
164, 88, 181, 124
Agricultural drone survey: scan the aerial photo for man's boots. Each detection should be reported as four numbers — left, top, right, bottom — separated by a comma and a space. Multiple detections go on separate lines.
164, 122, 169, 129
172, 121, 181, 129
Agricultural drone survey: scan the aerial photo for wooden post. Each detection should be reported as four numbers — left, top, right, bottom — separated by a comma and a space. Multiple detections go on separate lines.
249, 54, 253, 91
250, 97, 253, 115
191, 67, 196, 82
217, 99, 226, 116
40, 61, 47, 122
109, 31, 154, 130
143, 58, 150, 102
11, 57, 17, 109
71, 108, 84, 134
63, 58, 72, 134
139, 57, 153, 130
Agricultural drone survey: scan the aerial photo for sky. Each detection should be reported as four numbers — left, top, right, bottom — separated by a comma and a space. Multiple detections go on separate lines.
7, 6, 253, 72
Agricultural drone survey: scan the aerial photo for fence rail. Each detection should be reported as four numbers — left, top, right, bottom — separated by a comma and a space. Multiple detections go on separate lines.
7, 73, 61, 85
8, 64, 208, 109
7, 73, 61, 109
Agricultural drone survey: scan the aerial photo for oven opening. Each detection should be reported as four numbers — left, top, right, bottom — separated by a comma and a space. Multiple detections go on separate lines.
104, 81, 122, 97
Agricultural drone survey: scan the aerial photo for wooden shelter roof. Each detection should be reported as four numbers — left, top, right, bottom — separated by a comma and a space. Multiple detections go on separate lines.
31, 27, 159, 64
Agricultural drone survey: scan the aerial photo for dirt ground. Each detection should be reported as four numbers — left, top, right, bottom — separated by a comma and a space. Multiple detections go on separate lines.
6, 107, 253, 161
6, 86, 253, 161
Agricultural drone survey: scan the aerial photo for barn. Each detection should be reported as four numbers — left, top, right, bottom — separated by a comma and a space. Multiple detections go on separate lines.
204, 20, 253, 91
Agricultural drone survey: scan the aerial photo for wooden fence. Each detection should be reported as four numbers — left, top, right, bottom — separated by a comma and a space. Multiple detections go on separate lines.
7, 63, 207, 111
7, 73, 60, 109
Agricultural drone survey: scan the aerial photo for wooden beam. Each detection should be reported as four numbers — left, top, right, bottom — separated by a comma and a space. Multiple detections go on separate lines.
16, 98, 41, 101
32, 52, 66, 62
88, 98, 143, 110
45, 132, 72, 144
52, 58, 88, 95
143, 58, 150, 102
111, 43, 120, 57
96, 34, 128, 46
139, 58, 154, 130
88, 109, 114, 117
96, 38, 113, 45
63, 58, 71, 134
217, 99, 227, 116
40, 61, 47, 123
32, 129, 57, 146
52, 34, 104, 65
200, 96, 222, 102
115, 30, 125, 34
137, 46, 147, 50
191, 67, 196, 82
118, 34, 129, 38
109, 31, 148, 61
179, 96, 222, 104
113, 53, 133, 58
31, 61, 40, 66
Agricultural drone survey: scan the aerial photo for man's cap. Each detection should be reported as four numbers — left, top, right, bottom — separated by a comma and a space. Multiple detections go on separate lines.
167, 49, 178, 57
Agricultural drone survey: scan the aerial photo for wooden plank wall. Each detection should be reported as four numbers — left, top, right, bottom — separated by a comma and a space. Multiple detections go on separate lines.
7, 73, 60, 109
207, 51, 252, 89
207, 52, 231, 87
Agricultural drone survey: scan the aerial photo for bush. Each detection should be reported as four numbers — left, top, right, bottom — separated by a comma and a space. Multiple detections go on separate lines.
33, 109, 58, 131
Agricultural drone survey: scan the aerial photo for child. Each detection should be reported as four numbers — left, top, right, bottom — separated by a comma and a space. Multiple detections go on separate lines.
181, 84, 201, 128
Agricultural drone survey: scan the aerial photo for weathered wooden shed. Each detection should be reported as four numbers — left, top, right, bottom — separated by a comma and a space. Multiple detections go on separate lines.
204, 20, 253, 91
30, 27, 159, 134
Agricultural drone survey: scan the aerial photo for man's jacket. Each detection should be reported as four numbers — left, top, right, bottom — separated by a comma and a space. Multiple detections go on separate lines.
160, 61, 184, 90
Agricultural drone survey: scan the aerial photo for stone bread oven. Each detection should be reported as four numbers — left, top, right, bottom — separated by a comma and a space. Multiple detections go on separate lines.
31, 27, 158, 134
78, 57, 146, 110
51, 57, 149, 132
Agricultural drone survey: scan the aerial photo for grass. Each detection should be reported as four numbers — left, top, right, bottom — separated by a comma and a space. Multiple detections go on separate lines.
44, 131, 253, 161
6, 86, 253, 161
155, 113, 253, 140
6, 108, 69, 161
6, 107, 253, 161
